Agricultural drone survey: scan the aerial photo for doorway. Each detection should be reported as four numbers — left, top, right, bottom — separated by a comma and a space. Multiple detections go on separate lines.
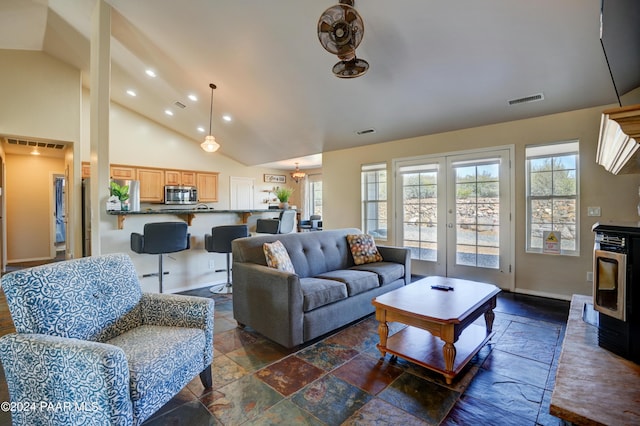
52, 174, 66, 260
2, 138, 72, 272
394, 146, 514, 290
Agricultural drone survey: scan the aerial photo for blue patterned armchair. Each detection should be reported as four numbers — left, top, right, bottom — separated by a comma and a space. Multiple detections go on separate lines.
0, 253, 214, 426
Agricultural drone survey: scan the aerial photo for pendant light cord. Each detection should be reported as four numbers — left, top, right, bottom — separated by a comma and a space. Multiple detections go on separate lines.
208, 83, 216, 134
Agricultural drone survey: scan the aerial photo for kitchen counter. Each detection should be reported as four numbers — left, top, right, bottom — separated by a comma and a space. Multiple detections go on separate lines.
107, 208, 293, 229
550, 294, 640, 425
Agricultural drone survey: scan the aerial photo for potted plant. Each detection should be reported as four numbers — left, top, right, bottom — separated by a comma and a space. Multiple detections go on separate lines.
110, 181, 130, 211
274, 186, 294, 209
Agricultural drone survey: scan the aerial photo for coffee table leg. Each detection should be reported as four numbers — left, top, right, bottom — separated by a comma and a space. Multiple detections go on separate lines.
484, 308, 495, 333
443, 342, 456, 384
376, 309, 389, 359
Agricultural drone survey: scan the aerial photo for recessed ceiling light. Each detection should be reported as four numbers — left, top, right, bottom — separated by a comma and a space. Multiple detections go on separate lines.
222, 114, 232, 122
126, 90, 137, 97
197, 126, 205, 133
188, 94, 198, 102
145, 69, 157, 78
164, 109, 173, 116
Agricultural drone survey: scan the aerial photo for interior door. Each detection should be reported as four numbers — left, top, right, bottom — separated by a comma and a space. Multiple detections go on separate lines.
230, 177, 254, 209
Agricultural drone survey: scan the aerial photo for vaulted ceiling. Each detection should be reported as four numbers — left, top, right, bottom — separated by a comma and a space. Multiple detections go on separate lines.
1, 0, 638, 169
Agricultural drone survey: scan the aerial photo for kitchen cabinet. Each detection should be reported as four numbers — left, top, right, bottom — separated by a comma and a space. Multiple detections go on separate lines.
111, 165, 136, 180
181, 172, 196, 186
197, 173, 219, 202
137, 168, 165, 202
166, 170, 196, 186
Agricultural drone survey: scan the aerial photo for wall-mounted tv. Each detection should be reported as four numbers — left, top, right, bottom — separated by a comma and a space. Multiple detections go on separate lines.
599, 0, 640, 100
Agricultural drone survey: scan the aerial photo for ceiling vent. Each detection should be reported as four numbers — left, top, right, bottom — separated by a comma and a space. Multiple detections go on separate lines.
7, 138, 65, 150
174, 101, 186, 109
356, 128, 376, 135
508, 93, 544, 106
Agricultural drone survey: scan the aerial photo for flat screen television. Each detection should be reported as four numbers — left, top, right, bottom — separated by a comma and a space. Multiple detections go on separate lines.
599, 0, 640, 100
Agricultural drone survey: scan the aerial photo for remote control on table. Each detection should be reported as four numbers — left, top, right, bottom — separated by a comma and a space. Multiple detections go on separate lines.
431, 284, 454, 291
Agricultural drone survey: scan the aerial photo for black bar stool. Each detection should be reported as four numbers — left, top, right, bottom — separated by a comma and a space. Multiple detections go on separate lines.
204, 224, 249, 293
131, 222, 190, 293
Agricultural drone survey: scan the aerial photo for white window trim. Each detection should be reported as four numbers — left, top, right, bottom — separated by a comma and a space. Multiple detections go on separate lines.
525, 140, 580, 256
361, 163, 387, 240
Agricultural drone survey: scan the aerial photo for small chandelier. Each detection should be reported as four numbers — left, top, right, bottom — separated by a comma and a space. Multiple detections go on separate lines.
290, 163, 306, 183
201, 83, 220, 153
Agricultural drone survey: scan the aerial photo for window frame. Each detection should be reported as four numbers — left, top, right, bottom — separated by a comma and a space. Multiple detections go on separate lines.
525, 140, 580, 256
361, 163, 388, 241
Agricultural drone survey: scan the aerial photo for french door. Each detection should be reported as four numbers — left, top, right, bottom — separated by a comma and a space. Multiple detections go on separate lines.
394, 147, 514, 290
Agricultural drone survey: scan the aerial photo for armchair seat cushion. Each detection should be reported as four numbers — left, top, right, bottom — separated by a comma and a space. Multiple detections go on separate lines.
315, 269, 379, 296
299, 277, 347, 312
350, 262, 405, 286
106, 325, 207, 420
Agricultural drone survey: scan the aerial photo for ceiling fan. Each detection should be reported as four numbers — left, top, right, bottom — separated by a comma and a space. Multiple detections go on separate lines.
317, 0, 369, 78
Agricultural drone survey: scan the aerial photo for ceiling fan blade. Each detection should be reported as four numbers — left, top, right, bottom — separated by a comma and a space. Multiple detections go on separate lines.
318, 21, 333, 34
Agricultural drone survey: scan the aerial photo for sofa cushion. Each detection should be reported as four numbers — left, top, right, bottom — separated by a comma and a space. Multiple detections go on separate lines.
347, 234, 383, 265
299, 277, 348, 312
263, 240, 295, 273
315, 269, 380, 296
106, 325, 206, 420
350, 262, 405, 286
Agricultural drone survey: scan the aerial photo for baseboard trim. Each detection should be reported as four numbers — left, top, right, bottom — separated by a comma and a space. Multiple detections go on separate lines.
512, 287, 573, 302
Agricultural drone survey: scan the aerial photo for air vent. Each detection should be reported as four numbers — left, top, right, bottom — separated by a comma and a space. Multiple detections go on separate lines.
508, 93, 544, 106
174, 101, 186, 109
7, 138, 65, 150
356, 128, 376, 135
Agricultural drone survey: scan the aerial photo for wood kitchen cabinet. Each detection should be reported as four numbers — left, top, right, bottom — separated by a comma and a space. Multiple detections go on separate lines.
110, 165, 136, 180
196, 173, 219, 202
165, 170, 196, 186
137, 168, 165, 202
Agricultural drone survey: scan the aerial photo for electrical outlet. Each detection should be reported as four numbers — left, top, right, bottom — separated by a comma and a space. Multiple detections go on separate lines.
587, 207, 601, 217
208, 260, 215, 270
587, 271, 593, 282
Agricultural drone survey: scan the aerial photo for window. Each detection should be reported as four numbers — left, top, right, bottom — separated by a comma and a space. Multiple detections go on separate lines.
398, 163, 439, 261
526, 141, 579, 255
305, 174, 322, 218
361, 163, 387, 239
310, 178, 322, 216
452, 160, 500, 268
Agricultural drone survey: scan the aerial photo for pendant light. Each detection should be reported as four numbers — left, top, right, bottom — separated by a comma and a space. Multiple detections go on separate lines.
290, 163, 306, 183
201, 83, 220, 153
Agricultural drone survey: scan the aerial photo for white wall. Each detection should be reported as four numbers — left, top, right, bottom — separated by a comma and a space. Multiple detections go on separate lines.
323, 103, 640, 300
0, 49, 82, 263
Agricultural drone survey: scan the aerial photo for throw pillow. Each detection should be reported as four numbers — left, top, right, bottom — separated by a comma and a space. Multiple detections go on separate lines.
263, 240, 295, 273
347, 233, 383, 265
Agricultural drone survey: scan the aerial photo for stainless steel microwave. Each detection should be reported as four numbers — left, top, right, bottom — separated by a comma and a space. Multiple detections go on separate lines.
164, 185, 197, 204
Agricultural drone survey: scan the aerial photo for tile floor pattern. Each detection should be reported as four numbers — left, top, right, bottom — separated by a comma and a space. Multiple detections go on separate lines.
0, 287, 570, 425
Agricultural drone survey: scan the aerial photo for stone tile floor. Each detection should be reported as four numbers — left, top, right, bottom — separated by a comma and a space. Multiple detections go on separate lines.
142, 288, 569, 425
0, 286, 570, 425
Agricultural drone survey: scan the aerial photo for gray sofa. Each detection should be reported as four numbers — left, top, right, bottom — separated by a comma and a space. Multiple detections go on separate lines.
232, 228, 411, 348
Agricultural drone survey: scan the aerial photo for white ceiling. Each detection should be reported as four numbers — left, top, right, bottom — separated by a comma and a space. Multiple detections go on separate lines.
1, 0, 638, 170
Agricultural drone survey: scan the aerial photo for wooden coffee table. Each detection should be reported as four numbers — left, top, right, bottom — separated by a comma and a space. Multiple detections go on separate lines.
372, 276, 500, 384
